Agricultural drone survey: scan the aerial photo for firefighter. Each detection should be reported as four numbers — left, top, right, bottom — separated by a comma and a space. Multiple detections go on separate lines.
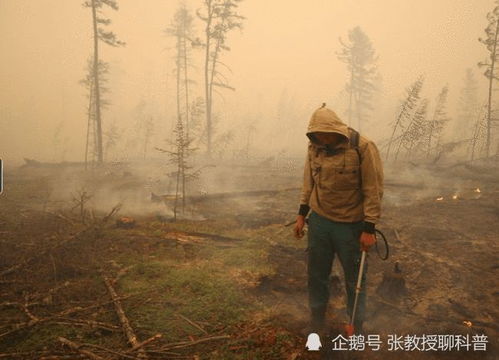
294, 105, 384, 334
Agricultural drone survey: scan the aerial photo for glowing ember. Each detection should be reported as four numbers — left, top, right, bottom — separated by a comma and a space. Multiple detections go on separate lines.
452, 194, 458, 200
474, 188, 481, 193
436, 197, 444, 201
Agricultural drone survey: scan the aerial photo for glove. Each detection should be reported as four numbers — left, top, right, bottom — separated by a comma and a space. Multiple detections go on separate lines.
360, 232, 376, 251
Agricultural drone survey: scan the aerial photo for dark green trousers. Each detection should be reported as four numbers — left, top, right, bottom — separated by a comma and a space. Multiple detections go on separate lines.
307, 211, 367, 327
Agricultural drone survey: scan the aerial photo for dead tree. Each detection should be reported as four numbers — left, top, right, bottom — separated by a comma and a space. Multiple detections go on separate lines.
426, 86, 450, 158
167, 4, 198, 144
385, 75, 424, 161
402, 99, 429, 160
197, 0, 245, 157
478, 0, 499, 158
82, 0, 125, 164
469, 104, 488, 163
80, 58, 111, 168
337, 26, 379, 132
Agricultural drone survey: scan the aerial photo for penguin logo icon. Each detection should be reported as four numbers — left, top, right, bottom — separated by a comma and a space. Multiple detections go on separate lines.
306, 333, 322, 351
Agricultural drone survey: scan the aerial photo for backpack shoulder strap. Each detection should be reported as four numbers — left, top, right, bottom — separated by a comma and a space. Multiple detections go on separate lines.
348, 128, 362, 164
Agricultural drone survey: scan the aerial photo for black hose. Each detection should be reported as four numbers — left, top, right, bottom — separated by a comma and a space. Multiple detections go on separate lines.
374, 229, 389, 260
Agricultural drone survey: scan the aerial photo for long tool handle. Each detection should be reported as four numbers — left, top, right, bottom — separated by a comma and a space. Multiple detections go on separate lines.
350, 250, 367, 326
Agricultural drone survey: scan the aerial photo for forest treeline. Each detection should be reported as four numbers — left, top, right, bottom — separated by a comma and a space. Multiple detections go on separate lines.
77, 0, 499, 217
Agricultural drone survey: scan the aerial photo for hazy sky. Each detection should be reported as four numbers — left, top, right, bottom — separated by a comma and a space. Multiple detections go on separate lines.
0, 0, 496, 163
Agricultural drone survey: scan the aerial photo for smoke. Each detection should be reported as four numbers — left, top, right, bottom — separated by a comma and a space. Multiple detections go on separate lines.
382, 163, 483, 207
43, 164, 172, 218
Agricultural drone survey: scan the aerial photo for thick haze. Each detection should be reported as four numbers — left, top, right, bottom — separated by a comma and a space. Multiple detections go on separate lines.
0, 0, 495, 164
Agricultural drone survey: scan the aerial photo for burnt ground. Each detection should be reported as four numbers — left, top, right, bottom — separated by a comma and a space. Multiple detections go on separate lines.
0, 161, 497, 359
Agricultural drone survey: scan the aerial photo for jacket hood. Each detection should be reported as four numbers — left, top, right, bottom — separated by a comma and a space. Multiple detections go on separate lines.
306, 107, 350, 144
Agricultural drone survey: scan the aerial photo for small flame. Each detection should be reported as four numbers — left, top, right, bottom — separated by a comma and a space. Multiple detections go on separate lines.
452, 194, 458, 200
463, 321, 472, 328
436, 197, 444, 201
474, 188, 481, 193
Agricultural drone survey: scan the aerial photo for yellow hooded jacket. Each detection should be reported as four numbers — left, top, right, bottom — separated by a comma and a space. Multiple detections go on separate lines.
299, 107, 384, 231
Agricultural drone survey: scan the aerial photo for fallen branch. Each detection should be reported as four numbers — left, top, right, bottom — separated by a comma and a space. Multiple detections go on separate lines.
58, 337, 106, 360
159, 335, 231, 351
102, 204, 122, 224
75, 343, 140, 360
0, 301, 28, 309
54, 317, 120, 332
0, 352, 86, 359
166, 231, 242, 243
39, 356, 86, 360
113, 265, 134, 285
0, 295, 131, 339
102, 273, 148, 359
126, 334, 162, 353
176, 314, 208, 335
26, 281, 71, 305
21, 301, 39, 322
141, 351, 186, 358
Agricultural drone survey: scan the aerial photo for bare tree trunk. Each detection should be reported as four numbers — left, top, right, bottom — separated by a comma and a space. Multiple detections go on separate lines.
183, 36, 191, 143
84, 81, 94, 170
174, 159, 180, 220
58, 337, 105, 360
204, 1, 213, 157
386, 110, 405, 161
92, 106, 97, 164
176, 35, 182, 132
486, 20, 499, 158
181, 148, 186, 213
206, 18, 226, 156
207, 43, 220, 159
91, 0, 103, 163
